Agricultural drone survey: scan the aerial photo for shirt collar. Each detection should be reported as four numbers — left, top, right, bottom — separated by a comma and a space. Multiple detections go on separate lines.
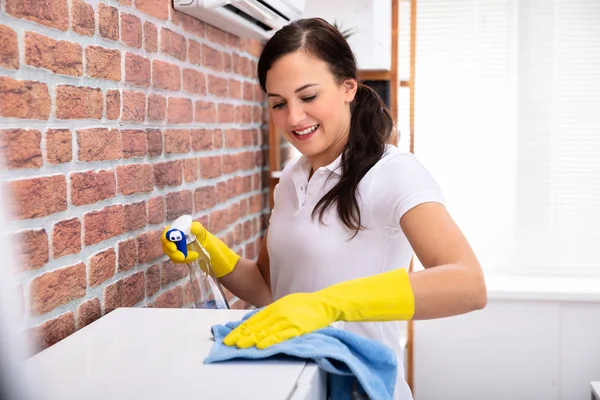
294, 152, 344, 177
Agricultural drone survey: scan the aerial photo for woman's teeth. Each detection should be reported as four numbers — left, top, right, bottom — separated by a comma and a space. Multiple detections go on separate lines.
293, 125, 319, 135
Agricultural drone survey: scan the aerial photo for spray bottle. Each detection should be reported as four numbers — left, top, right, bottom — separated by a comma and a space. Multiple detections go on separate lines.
166, 215, 230, 309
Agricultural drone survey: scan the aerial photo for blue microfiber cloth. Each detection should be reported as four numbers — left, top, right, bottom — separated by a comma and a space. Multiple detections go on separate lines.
203, 310, 397, 400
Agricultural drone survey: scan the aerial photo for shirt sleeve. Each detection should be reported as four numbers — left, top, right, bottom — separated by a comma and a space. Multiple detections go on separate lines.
369, 152, 445, 232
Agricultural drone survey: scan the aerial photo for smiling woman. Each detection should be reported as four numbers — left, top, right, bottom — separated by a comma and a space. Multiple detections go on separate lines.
162, 17, 487, 400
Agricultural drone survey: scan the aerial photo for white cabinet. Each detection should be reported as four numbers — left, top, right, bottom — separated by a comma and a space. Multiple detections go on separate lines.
25, 308, 326, 400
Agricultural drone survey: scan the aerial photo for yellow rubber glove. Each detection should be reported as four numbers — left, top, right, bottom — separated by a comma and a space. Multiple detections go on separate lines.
223, 268, 415, 349
161, 221, 240, 278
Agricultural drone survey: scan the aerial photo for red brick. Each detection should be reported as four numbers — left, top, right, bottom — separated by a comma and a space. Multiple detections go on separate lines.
161, 261, 188, 285
147, 196, 165, 224
118, 239, 137, 271
121, 13, 142, 48
206, 25, 228, 46
234, 54, 251, 77
223, 53, 232, 72
243, 82, 253, 101
165, 190, 193, 220
203, 45, 222, 71
121, 129, 147, 158
160, 28, 186, 61
200, 156, 222, 179
0, 25, 19, 69
103, 280, 121, 314
119, 0, 132, 5
147, 94, 166, 121
25, 32, 82, 76
30, 263, 86, 315
86, 46, 121, 81
253, 106, 262, 123
6, 0, 68, 31
182, 69, 206, 94
125, 53, 150, 87
195, 100, 216, 123
153, 160, 182, 188
98, 3, 119, 41
135, 0, 168, 20
116, 164, 154, 195
216, 182, 227, 203
213, 129, 224, 148
56, 85, 102, 119
77, 128, 121, 161
0, 77, 50, 120
225, 129, 244, 149
154, 286, 184, 308
188, 39, 201, 66
89, 248, 116, 287
164, 129, 190, 154
183, 158, 199, 183
9, 175, 67, 219
191, 129, 212, 151
146, 129, 162, 156
194, 186, 216, 212
146, 264, 161, 297
45, 129, 72, 165
208, 75, 228, 97
0, 129, 42, 169
179, 12, 205, 37
243, 220, 252, 241
167, 98, 193, 124
84, 205, 124, 246
76, 298, 101, 329
123, 201, 146, 231
16, 229, 48, 271
70, 169, 116, 206
72, 0, 95, 36
136, 229, 163, 264
218, 104, 235, 123
106, 89, 121, 120
29, 312, 75, 354
152, 60, 180, 91
250, 194, 262, 214
229, 202, 241, 222
122, 272, 145, 306
52, 218, 81, 259
229, 80, 241, 99
209, 208, 229, 233
144, 21, 158, 52
122, 90, 146, 121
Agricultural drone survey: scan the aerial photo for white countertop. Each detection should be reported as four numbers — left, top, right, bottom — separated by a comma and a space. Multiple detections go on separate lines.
25, 307, 325, 400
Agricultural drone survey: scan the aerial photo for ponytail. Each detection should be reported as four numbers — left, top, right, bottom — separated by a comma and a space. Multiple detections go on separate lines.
312, 83, 393, 238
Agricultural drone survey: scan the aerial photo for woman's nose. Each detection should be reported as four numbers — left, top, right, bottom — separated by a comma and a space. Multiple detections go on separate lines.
287, 102, 306, 126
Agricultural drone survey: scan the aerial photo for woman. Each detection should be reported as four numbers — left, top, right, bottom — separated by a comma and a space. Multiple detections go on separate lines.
162, 17, 487, 399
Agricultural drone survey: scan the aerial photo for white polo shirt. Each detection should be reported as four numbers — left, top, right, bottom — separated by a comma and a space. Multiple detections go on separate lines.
267, 144, 445, 400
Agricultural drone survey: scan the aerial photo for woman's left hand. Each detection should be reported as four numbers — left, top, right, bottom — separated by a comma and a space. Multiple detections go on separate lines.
223, 292, 339, 349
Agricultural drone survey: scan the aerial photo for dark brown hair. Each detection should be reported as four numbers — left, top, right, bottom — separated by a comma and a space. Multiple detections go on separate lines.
257, 18, 393, 237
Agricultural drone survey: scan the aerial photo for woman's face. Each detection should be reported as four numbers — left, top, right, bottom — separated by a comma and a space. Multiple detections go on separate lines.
265, 50, 357, 168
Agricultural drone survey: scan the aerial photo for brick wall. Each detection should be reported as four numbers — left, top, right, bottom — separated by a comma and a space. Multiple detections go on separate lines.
0, 0, 269, 355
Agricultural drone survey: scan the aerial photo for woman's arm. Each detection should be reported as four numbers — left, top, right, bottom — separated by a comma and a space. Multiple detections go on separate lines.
402, 202, 487, 319
219, 231, 272, 308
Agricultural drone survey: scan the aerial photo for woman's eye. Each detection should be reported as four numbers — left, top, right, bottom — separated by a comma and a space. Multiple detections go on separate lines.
272, 102, 285, 109
302, 95, 317, 102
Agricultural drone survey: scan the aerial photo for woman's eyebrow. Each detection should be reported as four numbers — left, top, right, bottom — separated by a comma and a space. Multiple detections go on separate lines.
267, 83, 319, 97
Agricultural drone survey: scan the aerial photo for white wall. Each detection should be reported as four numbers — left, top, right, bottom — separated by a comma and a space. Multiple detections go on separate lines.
413, 298, 600, 400
303, 0, 392, 70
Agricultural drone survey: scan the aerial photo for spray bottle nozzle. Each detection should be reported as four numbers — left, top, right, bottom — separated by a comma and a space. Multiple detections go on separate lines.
170, 215, 196, 245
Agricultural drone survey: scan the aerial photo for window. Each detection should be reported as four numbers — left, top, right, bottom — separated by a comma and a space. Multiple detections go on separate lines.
398, 0, 600, 277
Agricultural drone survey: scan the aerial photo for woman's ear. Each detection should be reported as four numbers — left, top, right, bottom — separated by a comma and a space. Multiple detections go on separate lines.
342, 79, 358, 103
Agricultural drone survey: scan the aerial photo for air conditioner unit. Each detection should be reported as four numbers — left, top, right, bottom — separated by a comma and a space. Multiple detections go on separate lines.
173, 0, 306, 40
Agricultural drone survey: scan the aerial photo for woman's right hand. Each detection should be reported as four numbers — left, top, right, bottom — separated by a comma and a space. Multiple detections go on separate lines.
160, 222, 206, 264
